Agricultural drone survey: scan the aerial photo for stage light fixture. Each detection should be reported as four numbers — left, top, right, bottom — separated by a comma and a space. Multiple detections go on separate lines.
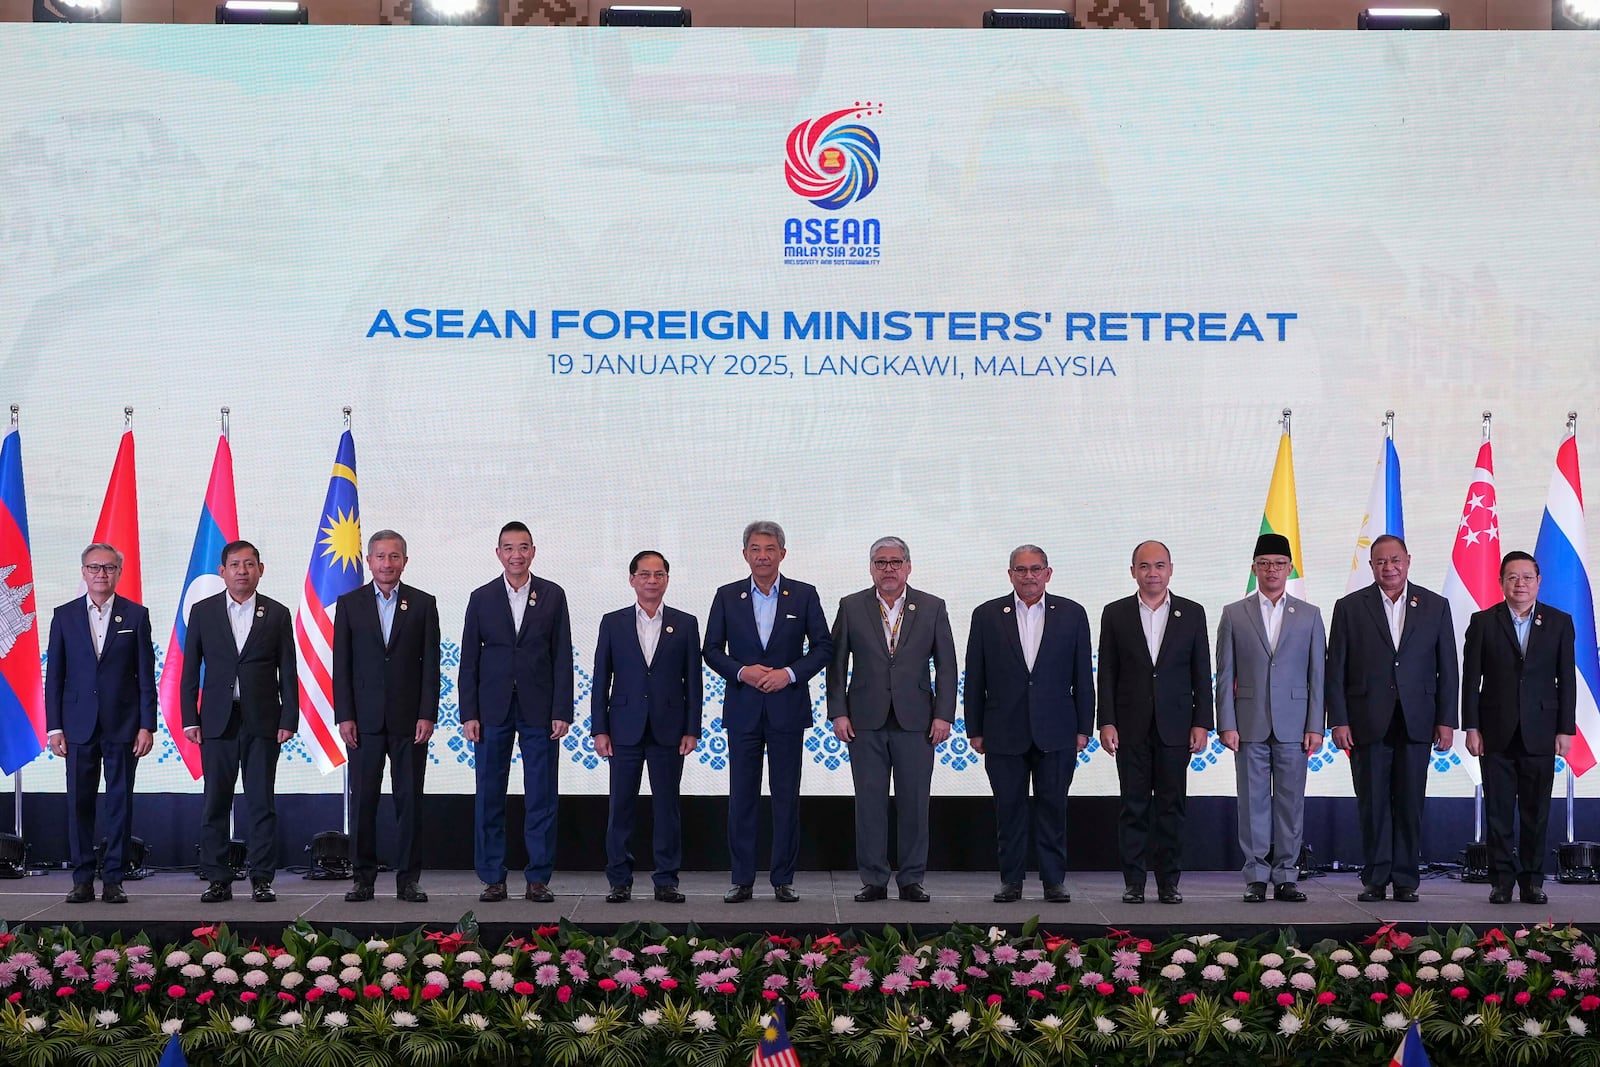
33, 0, 121, 21
225, 839, 249, 880
304, 830, 352, 880
1357, 6, 1449, 27
1553, 0, 1600, 27
1459, 842, 1490, 883
1168, 0, 1254, 28
92, 836, 151, 881
0, 834, 26, 879
1557, 841, 1600, 884
412, 0, 498, 24
983, 7, 1074, 26
216, 0, 308, 22
599, 4, 690, 25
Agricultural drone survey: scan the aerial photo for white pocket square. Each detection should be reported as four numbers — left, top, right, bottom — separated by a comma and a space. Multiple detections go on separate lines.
785, 614, 797, 619
116, 629, 134, 634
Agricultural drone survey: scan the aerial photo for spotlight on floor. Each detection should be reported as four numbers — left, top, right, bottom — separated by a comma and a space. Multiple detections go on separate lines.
216, 0, 308, 22
1557, 841, 1600, 884
0, 834, 27, 879
33, 0, 121, 21
1458, 842, 1491, 883
412, 0, 499, 23
1169, 0, 1254, 27
225, 839, 249, 880
1553, 0, 1600, 26
983, 7, 1074, 26
93, 836, 151, 881
1357, 6, 1450, 27
304, 830, 352, 880
599, 4, 690, 24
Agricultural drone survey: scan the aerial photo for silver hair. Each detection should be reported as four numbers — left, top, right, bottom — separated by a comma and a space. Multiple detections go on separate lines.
869, 536, 910, 564
1009, 544, 1049, 569
367, 529, 407, 555
742, 520, 787, 550
81, 542, 123, 567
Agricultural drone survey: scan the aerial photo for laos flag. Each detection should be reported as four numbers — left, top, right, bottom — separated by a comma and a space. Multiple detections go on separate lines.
0, 423, 45, 775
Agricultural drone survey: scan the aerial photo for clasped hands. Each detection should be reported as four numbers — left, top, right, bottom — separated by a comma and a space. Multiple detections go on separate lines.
738, 664, 792, 693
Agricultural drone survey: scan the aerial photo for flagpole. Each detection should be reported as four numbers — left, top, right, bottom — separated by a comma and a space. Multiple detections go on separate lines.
1472, 411, 1491, 846
1282, 407, 1291, 437
9, 405, 22, 843
1384, 409, 1394, 441
1565, 410, 1578, 845
341, 405, 352, 840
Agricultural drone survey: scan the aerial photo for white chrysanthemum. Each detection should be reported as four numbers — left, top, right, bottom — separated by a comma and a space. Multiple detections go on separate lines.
1416, 966, 1439, 982
1202, 965, 1226, 982
424, 971, 449, 988
280, 973, 304, 989
1382, 1012, 1407, 1031
278, 1012, 303, 1026
93, 1010, 118, 1029
314, 975, 338, 992
1370, 949, 1394, 964
212, 968, 240, 986
242, 970, 268, 988
690, 1010, 716, 1032
272, 954, 294, 971
466, 1013, 490, 1031
1452, 948, 1475, 962
1094, 1016, 1116, 1034
1187, 934, 1220, 947
241, 952, 268, 967
340, 953, 362, 967
393, 1011, 418, 1028
1417, 951, 1442, 965
1279, 1013, 1302, 1035
1568, 1016, 1589, 1037
456, 951, 482, 965
462, 969, 487, 985
1171, 949, 1198, 965
165, 951, 191, 968
1521, 1019, 1545, 1037
639, 1009, 662, 1027
202, 952, 227, 968
379, 972, 401, 990
1364, 964, 1389, 981
1323, 1017, 1350, 1034
1216, 952, 1239, 968
489, 970, 515, 992
421, 954, 443, 969
574, 1014, 597, 1034
306, 956, 331, 972
1261, 953, 1284, 968
948, 1010, 972, 1034
230, 1017, 254, 1033
1337, 965, 1359, 980
1039, 1014, 1062, 1030
1290, 972, 1316, 991
181, 964, 205, 979
1329, 950, 1354, 964
1464, 1014, 1484, 1027
1161, 964, 1185, 980
1440, 964, 1465, 981
831, 1015, 857, 1035
1222, 1017, 1243, 1034
995, 1015, 1018, 1033
161, 1019, 182, 1035
492, 954, 514, 968
1260, 969, 1286, 989
382, 953, 407, 970
521, 1011, 543, 1028
23, 1017, 48, 1033
365, 940, 388, 952
325, 1012, 349, 1028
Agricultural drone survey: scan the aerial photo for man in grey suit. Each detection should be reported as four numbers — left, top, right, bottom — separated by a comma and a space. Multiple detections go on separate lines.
827, 537, 957, 903
1215, 533, 1326, 904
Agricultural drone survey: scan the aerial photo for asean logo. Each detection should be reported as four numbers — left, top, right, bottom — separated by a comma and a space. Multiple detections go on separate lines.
785, 103, 882, 211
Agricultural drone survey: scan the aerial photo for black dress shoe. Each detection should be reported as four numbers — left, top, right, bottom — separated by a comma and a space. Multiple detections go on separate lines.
201, 881, 233, 904
1158, 887, 1183, 905
65, 882, 95, 904
1243, 882, 1267, 903
251, 880, 276, 904
525, 882, 555, 903
993, 882, 1023, 903
724, 883, 753, 903
1356, 884, 1386, 902
899, 883, 931, 903
101, 883, 128, 904
1489, 885, 1513, 905
1521, 886, 1548, 905
1042, 883, 1070, 903
1121, 886, 1145, 904
773, 884, 799, 903
479, 882, 507, 903
854, 884, 888, 902
654, 885, 686, 903
397, 883, 428, 903
1393, 887, 1419, 903
1274, 883, 1307, 903
606, 884, 632, 904
344, 883, 375, 903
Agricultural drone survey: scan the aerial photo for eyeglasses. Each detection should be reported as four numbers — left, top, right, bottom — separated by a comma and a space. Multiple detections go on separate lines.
871, 559, 907, 571
82, 563, 121, 575
1010, 565, 1048, 576
1253, 560, 1292, 571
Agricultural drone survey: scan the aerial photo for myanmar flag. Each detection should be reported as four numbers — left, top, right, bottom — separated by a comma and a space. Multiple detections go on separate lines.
1247, 428, 1305, 600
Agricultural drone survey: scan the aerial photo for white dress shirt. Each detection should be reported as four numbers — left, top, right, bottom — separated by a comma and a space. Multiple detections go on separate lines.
878, 591, 906, 653
506, 577, 530, 631
1381, 586, 1407, 648
1015, 595, 1046, 671
87, 593, 114, 658
227, 593, 256, 699
636, 602, 664, 666
1258, 591, 1286, 653
1139, 595, 1171, 663
1511, 604, 1533, 653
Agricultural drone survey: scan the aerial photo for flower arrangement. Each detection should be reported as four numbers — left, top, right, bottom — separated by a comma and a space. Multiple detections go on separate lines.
0, 916, 1596, 1066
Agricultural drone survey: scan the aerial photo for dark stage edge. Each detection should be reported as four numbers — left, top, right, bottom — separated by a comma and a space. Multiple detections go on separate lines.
5, 870, 1598, 945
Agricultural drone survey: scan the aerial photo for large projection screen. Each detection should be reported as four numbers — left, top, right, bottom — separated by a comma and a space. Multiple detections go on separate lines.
1, 28, 1597, 802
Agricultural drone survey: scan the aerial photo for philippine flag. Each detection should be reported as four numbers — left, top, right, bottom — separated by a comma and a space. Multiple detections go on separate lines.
158, 435, 238, 779
0, 423, 45, 775
1389, 1022, 1431, 1066
1534, 428, 1599, 777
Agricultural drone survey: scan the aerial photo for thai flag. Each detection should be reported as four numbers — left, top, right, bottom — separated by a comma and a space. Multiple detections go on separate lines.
158, 435, 238, 780
0, 424, 45, 775
1534, 429, 1599, 777
1389, 1022, 1431, 1066
294, 430, 363, 773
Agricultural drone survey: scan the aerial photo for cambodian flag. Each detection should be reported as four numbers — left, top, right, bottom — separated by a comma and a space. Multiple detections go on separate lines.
294, 430, 363, 773
1534, 428, 1599, 777
0, 423, 45, 775
158, 435, 238, 780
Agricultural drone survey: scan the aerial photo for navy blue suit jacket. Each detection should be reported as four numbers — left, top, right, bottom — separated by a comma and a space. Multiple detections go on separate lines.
963, 593, 1095, 755
179, 592, 299, 739
44, 596, 157, 744
1096, 594, 1214, 745
591, 605, 703, 747
1327, 582, 1458, 746
702, 575, 832, 734
458, 575, 574, 727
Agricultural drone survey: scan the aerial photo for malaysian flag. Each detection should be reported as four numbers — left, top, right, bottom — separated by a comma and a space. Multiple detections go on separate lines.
293, 430, 363, 772
751, 1004, 801, 1067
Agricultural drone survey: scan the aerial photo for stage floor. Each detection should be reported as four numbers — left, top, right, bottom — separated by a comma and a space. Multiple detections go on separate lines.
3, 869, 1595, 943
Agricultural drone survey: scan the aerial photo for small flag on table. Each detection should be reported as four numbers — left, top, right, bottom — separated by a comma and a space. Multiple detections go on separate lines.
158, 1033, 189, 1067
1389, 1021, 1430, 1066
752, 1003, 800, 1067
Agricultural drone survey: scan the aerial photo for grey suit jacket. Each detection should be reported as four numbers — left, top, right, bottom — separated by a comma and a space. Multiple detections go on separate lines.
1215, 593, 1326, 743
825, 586, 957, 732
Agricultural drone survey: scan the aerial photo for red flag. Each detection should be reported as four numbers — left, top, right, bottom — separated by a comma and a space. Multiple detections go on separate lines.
1442, 436, 1502, 785
92, 429, 141, 604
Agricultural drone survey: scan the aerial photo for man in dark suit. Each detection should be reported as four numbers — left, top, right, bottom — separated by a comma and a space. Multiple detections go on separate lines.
964, 544, 1093, 904
1097, 540, 1212, 904
1462, 550, 1575, 905
1327, 534, 1457, 903
703, 520, 832, 903
333, 530, 441, 904
591, 550, 702, 904
180, 540, 298, 904
826, 536, 957, 904
44, 543, 156, 904
459, 520, 573, 904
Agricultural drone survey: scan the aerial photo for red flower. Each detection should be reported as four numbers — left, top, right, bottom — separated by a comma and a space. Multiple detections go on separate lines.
813, 934, 844, 954
1362, 923, 1411, 951
598, 978, 618, 991
277, 992, 295, 1003
54, 987, 74, 998
424, 931, 468, 954
168, 986, 187, 999
421, 985, 444, 1000
912, 981, 929, 989
337, 988, 356, 1001
762, 990, 779, 1001
842, 983, 860, 993
766, 935, 799, 948
1484, 994, 1502, 1005
1127, 986, 1145, 996
305, 988, 324, 1002
192, 925, 219, 946
631, 986, 648, 997
0, 933, 14, 949
953, 984, 967, 993
1316, 992, 1336, 1006
1136, 941, 1153, 953
986, 994, 1003, 1007
1478, 928, 1511, 948
5, 993, 20, 1004
264, 946, 287, 958
390, 986, 410, 1000
1450, 987, 1469, 1000
1232, 991, 1251, 1003
514, 982, 536, 996
134, 984, 151, 994
715, 982, 736, 995
1514, 991, 1532, 1006
1550, 989, 1568, 999
1178, 993, 1197, 1005
1096, 983, 1115, 996
241, 992, 258, 1003
660, 978, 678, 990
1277, 993, 1294, 1007
1579, 995, 1600, 1012
1370, 992, 1387, 1003
557, 986, 572, 1004
536, 925, 562, 938
196, 991, 215, 1005
1043, 935, 1073, 952
94, 981, 113, 993
1395, 983, 1413, 996
1027, 990, 1044, 1000
463, 981, 484, 992
506, 938, 529, 951
800, 991, 820, 1001
363, 985, 383, 999
1054, 984, 1070, 993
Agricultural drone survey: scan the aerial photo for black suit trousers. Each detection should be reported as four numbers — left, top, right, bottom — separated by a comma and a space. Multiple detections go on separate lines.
1115, 727, 1190, 889
350, 728, 429, 888
65, 736, 138, 884
199, 712, 281, 883
984, 743, 1074, 887
1349, 708, 1429, 891
1481, 731, 1554, 890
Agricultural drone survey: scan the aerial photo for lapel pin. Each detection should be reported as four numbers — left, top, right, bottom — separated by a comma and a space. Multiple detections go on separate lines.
1410, 597, 1418, 608
1288, 606, 1296, 614
113, 615, 122, 624
1174, 610, 1182, 618
782, 589, 790, 596
1535, 615, 1543, 626
665, 625, 674, 634
1003, 606, 1012, 614
908, 603, 916, 611
740, 591, 749, 600
400, 600, 409, 612
529, 594, 536, 605
256, 607, 265, 618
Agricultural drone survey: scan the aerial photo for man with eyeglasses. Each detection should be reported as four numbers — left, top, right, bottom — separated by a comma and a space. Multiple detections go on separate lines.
591, 550, 702, 904
1462, 551, 1574, 905
1326, 534, 1457, 903
826, 537, 957, 904
44, 543, 157, 904
964, 545, 1094, 903
1097, 540, 1212, 904
1214, 534, 1326, 904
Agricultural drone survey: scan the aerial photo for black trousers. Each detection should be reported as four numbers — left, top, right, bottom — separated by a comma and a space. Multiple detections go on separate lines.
1349, 709, 1429, 891
199, 711, 281, 883
349, 727, 429, 888
985, 744, 1074, 887
65, 735, 137, 884
1481, 729, 1554, 890
1116, 727, 1190, 889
